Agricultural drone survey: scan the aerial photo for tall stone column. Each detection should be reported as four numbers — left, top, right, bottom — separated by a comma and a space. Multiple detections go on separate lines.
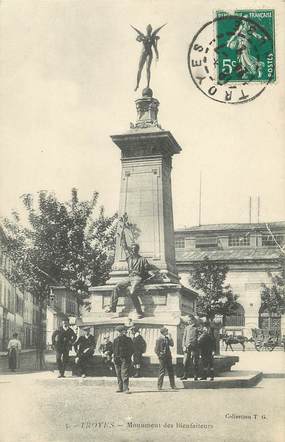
108, 88, 180, 284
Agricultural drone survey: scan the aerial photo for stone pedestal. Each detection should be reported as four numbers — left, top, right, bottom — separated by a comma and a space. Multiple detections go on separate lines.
81, 282, 197, 357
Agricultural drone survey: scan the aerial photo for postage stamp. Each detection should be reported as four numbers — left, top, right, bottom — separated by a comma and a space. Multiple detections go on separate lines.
187, 10, 275, 104
216, 10, 275, 83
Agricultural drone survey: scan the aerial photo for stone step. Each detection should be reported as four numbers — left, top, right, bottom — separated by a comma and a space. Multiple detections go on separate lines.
40, 370, 262, 389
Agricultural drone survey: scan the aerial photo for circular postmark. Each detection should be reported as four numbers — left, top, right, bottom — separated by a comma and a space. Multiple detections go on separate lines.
188, 15, 275, 104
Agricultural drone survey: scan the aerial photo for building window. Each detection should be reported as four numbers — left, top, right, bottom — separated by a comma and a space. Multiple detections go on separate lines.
195, 237, 218, 249
261, 233, 284, 247
66, 299, 76, 315
175, 238, 185, 249
224, 304, 245, 327
228, 234, 250, 247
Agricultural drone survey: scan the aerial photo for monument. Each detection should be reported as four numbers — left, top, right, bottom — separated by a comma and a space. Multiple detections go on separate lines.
80, 24, 198, 366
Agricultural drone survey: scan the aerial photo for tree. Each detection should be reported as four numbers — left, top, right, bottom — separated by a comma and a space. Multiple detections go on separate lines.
189, 257, 239, 354
189, 257, 238, 321
260, 271, 285, 315
3, 189, 117, 368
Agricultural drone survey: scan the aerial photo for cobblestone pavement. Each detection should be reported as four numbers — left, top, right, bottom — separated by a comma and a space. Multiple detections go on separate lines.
0, 373, 284, 442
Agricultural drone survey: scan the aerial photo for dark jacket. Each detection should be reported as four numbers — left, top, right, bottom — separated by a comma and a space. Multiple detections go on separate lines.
52, 327, 77, 352
113, 335, 134, 361
74, 335, 95, 357
198, 331, 215, 356
133, 334, 147, 355
155, 335, 174, 359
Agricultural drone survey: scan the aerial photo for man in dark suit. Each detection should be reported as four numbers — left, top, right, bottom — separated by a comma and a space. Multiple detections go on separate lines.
74, 327, 96, 378
52, 318, 77, 378
155, 326, 176, 390
198, 325, 215, 381
113, 325, 134, 394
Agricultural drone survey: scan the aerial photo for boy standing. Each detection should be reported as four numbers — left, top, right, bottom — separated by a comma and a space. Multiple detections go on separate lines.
130, 326, 146, 377
155, 327, 176, 390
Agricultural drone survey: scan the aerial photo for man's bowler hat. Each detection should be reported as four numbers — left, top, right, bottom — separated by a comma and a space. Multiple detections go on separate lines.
115, 325, 127, 332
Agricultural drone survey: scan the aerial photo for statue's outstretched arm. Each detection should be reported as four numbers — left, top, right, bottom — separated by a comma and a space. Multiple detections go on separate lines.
118, 213, 131, 256
120, 228, 130, 255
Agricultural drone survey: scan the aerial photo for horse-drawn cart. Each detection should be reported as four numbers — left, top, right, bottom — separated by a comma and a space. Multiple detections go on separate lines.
251, 328, 279, 352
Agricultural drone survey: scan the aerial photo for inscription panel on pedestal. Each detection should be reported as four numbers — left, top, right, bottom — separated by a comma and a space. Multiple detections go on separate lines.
119, 165, 162, 260
102, 293, 167, 308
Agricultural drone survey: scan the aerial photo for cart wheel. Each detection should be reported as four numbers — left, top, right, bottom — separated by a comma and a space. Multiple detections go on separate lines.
268, 344, 276, 352
255, 342, 262, 351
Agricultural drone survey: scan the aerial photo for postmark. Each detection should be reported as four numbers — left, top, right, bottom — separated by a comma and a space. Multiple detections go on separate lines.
188, 11, 275, 104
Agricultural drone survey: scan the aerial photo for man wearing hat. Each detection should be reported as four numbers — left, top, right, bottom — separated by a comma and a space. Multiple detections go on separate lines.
155, 327, 176, 390
130, 326, 147, 378
52, 318, 77, 378
113, 325, 134, 393
180, 314, 199, 381
74, 327, 96, 378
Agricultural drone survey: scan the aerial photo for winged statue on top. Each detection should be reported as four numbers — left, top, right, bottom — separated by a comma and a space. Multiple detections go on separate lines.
131, 23, 166, 91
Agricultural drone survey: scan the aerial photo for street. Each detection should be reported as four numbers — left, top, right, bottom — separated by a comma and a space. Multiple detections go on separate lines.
0, 373, 284, 442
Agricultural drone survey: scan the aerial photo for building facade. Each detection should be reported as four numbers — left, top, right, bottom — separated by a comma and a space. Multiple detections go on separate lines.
175, 222, 285, 338
0, 226, 42, 350
0, 224, 80, 351
46, 286, 79, 348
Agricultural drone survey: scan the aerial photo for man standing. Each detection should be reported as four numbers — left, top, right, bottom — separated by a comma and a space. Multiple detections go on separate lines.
155, 326, 176, 390
113, 325, 134, 394
130, 325, 147, 377
180, 314, 199, 381
52, 318, 77, 378
74, 327, 96, 378
198, 325, 215, 381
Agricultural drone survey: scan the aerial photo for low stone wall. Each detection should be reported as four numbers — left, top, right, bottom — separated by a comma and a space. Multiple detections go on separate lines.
46, 351, 238, 378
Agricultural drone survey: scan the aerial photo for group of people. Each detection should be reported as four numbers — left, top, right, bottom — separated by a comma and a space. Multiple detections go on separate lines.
51, 313, 215, 393
180, 314, 215, 382
51, 319, 147, 383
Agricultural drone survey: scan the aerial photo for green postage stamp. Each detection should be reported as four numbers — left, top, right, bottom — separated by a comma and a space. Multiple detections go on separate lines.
188, 9, 275, 103
216, 10, 275, 83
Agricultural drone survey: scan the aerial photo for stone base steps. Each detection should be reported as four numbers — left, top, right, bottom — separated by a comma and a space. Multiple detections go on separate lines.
40, 370, 262, 389
181, 370, 262, 388
262, 372, 285, 378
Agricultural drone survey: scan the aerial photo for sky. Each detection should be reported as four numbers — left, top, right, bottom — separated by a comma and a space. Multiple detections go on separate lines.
0, 0, 284, 228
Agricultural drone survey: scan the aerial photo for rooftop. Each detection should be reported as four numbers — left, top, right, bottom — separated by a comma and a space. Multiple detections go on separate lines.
175, 221, 285, 233
175, 247, 284, 262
